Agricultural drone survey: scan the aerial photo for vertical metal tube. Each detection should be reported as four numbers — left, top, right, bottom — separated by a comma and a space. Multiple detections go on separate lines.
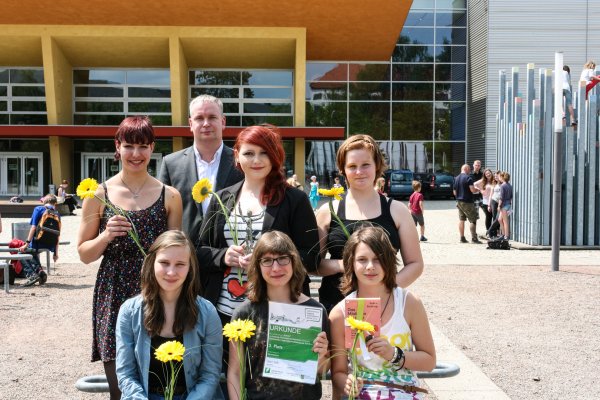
551, 53, 563, 271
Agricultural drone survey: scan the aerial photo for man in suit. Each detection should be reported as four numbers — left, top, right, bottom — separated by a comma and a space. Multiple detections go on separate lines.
158, 95, 244, 244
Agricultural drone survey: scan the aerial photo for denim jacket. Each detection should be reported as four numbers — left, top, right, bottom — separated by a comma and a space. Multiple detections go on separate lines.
116, 295, 224, 399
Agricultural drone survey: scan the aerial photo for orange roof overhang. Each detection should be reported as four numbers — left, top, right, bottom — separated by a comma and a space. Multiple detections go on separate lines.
0, 125, 345, 140
0, 0, 412, 61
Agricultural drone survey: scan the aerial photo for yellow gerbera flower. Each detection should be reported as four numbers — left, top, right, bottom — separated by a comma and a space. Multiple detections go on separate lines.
154, 340, 185, 363
346, 315, 375, 333
223, 319, 256, 342
318, 186, 345, 201
192, 178, 213, 203
76, 178, 99, 200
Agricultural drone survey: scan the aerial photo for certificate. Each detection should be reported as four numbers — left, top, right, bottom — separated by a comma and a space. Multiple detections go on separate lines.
263, 301, 323, 384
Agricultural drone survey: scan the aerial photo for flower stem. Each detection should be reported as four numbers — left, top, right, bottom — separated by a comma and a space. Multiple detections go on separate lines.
95, 195, 146, 257
329, 200, 350, 238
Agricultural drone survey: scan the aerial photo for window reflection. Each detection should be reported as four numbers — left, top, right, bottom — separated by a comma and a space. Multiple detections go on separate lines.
306, 101, 347, 128
399, 27, 435, 45
405, 11, 435, 27
392, 83, 433, 101
350, 82, 390, 101
349, 102, 390, 140
436, 27, 467, 45
393, 44, 434, 63
436, 64, 466, 81
435, 102, 465, 141
392, 103, 433, 141
435, 46, 466, 63
380, 141, 433, 173
434, 142, 464, 174
392, 64, 434, 81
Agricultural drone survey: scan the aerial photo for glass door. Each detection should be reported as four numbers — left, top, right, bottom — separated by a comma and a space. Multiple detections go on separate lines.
0, 153, 43, 196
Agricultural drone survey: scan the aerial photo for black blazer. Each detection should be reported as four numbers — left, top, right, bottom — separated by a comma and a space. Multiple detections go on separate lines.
196, 180, 321, 306
158, 144, 244, 244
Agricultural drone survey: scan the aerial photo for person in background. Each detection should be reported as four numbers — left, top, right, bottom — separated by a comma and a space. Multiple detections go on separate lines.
563, 66, 577, 126
474, 168, 495, 232
374, 176, 386, 196
116, 230, 224, 400
329, 226, 435, 400
78, 116, 183, 400
159, 94, 244, 245
227, 231, 329, 400
580, 60, 600, 98
453, 164, 480, 244
57, 179, 79, 215
470, 160, 483, 219
19, 194, 60, 286
498, 172, 513, 240
333, 176, 343, 189
408, 180, 427, 242
309, 175, 320, 211
316, 134, 423, 313
287, 173, 304, 191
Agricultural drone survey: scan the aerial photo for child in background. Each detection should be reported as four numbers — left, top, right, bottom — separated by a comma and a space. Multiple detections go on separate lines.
408, 181, 427, 242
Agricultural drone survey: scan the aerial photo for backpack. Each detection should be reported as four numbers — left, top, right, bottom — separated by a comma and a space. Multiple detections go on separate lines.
34, 208, 61, 249
487, 237, 510, 250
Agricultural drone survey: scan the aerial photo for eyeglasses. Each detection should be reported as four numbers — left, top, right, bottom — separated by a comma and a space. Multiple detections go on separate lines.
259, 255, 292, 268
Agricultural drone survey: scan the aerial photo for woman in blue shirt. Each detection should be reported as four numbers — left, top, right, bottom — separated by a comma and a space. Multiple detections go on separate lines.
116, 230, 224, 399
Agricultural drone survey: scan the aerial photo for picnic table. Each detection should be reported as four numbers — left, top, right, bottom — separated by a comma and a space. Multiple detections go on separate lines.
0, 253, 32, 293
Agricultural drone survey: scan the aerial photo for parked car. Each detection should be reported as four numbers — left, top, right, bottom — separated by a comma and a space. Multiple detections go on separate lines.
425, 172, 455, 199
384, 169, 414, 199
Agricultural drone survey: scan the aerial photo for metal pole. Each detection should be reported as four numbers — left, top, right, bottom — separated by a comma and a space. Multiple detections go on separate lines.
551, 52, 563, 271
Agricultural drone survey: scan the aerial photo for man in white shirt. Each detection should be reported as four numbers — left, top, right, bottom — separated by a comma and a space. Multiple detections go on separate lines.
159, 95, 244, 244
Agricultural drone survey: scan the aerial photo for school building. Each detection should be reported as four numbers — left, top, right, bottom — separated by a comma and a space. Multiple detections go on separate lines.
15, 0, 587, 198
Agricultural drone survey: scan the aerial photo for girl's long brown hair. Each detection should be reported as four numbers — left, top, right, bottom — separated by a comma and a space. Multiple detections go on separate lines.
141, 230, 200, 337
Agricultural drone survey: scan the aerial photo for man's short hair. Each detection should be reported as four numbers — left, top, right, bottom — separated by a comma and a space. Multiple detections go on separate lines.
189, 94, 223, 116
44, 194, 58, 205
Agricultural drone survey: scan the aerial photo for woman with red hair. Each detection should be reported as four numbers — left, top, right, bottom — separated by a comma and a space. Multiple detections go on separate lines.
197, 124, 320, 325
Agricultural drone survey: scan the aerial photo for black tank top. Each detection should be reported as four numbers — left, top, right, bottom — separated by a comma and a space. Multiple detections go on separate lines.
319, 194, 401, 311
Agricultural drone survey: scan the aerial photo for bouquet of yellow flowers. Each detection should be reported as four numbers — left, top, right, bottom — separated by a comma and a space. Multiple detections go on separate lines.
223, 319, 256, 400
153, 340, 186, 400
76, 178, 146, 256
345, 316, 375, 400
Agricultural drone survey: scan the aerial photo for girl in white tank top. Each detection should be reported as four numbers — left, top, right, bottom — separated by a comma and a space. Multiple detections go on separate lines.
329, 226, 436, 400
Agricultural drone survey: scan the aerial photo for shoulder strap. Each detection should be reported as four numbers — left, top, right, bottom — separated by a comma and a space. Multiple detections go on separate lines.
382, 194, 393, 218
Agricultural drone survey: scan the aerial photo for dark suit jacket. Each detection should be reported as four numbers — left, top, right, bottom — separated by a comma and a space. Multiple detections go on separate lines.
158, 144, 244, 244
196, 180, 321, 306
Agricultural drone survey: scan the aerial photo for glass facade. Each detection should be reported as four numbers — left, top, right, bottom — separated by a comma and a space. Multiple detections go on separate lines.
73, 69, 172, 125
0, 68, 48, 125
189, 69, 294, 126
305, 0, 467, 177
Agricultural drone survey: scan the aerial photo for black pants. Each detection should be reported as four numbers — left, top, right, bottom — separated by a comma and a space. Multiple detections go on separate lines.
480, 202, 493, 230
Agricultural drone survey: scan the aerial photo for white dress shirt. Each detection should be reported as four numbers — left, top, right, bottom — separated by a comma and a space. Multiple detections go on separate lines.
193, 142, 224, 215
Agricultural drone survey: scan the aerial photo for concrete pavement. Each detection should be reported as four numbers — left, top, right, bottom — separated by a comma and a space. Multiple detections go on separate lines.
1, 200, 597, 399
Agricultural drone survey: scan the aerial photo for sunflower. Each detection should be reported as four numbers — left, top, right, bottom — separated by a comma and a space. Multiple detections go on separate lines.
192, 178, 213, 203
223, 319, 256, 342
346, 315, 375, 333
154, 340, 186, 363
319, 186, 345, 201
76, 178, 99, 200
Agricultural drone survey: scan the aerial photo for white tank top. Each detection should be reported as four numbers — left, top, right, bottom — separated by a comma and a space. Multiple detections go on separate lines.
343, 287, 421, 395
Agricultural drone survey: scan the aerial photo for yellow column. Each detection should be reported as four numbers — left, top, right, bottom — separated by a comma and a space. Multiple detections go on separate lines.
49, 136, 73, 188
169, 36, 189, 153
294, 31, 307, 180
42, 35, 73, 187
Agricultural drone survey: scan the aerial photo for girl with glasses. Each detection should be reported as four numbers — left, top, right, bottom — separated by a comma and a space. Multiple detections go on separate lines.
227, 231, 329, 400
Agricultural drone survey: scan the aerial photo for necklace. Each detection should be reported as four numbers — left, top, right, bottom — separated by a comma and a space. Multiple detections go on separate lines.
120, 174, 148, 199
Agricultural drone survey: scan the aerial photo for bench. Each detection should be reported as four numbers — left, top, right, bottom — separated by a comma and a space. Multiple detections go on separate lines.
0, 241, 70, 275
0, 200, 40, 218
0, 253, 33, 293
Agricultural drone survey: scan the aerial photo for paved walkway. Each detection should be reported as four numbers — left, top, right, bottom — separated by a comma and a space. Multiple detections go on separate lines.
1, 200, 597, 399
